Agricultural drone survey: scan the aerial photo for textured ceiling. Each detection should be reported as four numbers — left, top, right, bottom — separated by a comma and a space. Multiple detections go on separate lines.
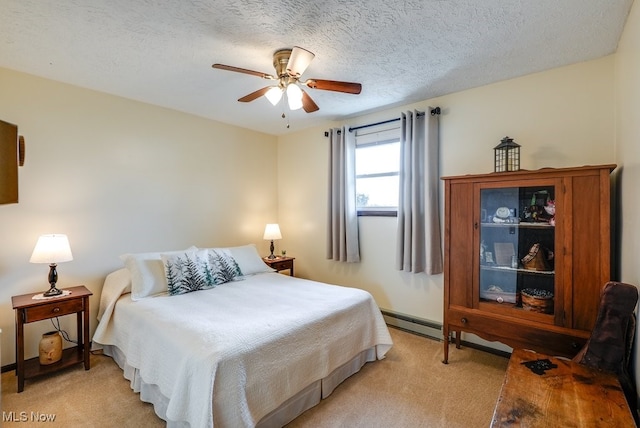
0, 0, 634, 136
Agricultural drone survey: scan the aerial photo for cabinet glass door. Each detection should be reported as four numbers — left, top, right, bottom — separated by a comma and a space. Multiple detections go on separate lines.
479, 185, 555, 317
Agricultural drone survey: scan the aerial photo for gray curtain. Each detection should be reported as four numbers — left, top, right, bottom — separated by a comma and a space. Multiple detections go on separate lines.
327, 127, 360, 262
396, 110, 443, 274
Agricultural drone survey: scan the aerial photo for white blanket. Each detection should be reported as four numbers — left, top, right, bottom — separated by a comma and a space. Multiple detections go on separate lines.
92, 271, 393, 427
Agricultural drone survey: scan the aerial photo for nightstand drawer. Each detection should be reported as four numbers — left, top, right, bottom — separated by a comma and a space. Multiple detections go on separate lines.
23, 299, 84, 323
269, 260, 292, 271
262, 256, 295, 276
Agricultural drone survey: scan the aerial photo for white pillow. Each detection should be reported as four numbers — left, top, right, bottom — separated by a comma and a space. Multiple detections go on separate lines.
120, 246, 197, 300
227, 244, 275, 276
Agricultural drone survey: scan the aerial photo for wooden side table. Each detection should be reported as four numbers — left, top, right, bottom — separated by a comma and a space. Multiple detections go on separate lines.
12, 285, 92, 392
263, 256, 295, 276
491, 348, 635, 426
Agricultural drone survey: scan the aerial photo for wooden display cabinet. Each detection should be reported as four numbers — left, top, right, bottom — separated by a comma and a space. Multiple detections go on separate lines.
442, 165, 616, 363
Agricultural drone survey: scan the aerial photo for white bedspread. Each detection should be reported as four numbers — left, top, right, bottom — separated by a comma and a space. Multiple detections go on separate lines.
92, 271, 393, 428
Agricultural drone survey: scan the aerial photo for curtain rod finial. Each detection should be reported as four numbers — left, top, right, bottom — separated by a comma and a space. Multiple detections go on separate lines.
431, 107, 441, 116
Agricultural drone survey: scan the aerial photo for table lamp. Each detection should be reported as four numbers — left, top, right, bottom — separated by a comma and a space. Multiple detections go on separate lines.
263, 224, 282, 259
30, 234, 73, 297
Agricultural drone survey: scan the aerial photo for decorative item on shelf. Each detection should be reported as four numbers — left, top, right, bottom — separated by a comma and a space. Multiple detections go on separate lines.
480, 240, 488, 263
263, 223, 282, 259
39, 331, 62, 365
521, 242, 554, 271
511, 255, 519, 269
493, 136, 520, 172
521, 288, 554, 314
524, 190, 555, 223
494, 242, 515, 266
492, 206, 511, 223
485, 251, 494, 264
481, 285, 519, 305
545, 200, 556, 226
29, 234, 74, 297
281, 250, 287, 257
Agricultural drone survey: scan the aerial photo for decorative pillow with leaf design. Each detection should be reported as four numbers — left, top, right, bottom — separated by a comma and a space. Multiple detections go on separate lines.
198, 244, 275, 276
162, 250, 216, 296
121, 246, 198, 300
206, 248, 243, 284
162, 249, 243, 296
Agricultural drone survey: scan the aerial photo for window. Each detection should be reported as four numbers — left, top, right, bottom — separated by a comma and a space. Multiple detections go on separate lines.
355, 126, 400, 216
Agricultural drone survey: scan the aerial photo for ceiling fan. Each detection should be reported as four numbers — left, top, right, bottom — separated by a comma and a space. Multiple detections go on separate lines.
212, 46, 362, 113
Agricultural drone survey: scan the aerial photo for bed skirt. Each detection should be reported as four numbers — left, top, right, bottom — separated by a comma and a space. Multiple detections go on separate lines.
102, 344, 377, 427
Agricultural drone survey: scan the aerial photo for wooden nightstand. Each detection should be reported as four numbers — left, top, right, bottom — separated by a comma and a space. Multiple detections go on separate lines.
12, 285, 92, 392
263, 256, 295, 276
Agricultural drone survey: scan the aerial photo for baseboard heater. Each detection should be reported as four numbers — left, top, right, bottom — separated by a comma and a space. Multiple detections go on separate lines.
380, 309, 511, 359
380, 309, 443, 341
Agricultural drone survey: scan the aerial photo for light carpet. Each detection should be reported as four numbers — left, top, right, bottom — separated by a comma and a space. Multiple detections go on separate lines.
1, 327, 508, 427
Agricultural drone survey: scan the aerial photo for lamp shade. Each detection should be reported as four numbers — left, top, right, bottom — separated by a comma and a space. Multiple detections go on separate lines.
286, 84, 303, 110
263, 224, 282, 240
286, 46, 315, 76
265, 86, 283, 106
30, 234, 73, 264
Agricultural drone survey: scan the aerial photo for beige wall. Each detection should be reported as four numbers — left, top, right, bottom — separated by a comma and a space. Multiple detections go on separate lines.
0, 68, 278, 365
615, 0, 640, 402
278, 56, 615, 351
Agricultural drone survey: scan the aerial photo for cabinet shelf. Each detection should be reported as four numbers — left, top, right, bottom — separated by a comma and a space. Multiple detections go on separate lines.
480, 265, 555, 275
481, 222, 554, 229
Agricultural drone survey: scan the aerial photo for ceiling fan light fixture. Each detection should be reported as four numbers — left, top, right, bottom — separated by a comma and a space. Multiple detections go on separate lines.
286, 84, 303, 110
265, 86, 283, 106
213, 45, 362, 114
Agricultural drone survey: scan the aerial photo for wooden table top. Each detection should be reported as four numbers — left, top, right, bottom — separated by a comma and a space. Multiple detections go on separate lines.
491, 348, 635, 427
11, 285, 92, 309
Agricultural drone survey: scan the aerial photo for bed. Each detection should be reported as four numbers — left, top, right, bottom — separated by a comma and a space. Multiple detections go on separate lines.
92, 245, 393, 427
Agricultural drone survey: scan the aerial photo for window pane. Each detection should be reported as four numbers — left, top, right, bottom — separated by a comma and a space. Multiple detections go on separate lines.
355, 142, 400, 176
356, 175, 399, 208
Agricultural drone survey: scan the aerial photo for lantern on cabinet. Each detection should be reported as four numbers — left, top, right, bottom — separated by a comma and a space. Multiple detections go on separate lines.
493, 136, 520, 172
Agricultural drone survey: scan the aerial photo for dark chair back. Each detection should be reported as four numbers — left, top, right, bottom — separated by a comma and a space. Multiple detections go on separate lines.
573, 281, 638, 421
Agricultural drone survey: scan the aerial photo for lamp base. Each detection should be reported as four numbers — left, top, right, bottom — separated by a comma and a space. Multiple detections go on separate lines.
43, 263, 63, 297
267, 239, 277, 259
43, 285, 63, 297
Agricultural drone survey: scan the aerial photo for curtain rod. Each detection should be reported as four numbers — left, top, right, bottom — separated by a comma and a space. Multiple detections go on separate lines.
324, 107, 440, 137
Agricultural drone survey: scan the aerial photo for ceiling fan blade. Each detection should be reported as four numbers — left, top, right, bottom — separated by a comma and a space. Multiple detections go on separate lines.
305, 79, 362, 94
286, 46, 315, 77
238, 87, 271, 102
212, 63, 273, 79
301, 89, 319, 113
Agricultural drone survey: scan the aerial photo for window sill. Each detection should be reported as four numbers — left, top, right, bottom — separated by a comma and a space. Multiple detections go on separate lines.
357, 210, 397, 217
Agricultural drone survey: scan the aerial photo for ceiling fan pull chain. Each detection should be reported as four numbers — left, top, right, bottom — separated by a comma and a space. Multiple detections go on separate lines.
281, 105, 290, 128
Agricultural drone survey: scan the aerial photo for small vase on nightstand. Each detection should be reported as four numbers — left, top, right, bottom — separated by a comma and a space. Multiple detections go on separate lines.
39, 331, 62, 365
